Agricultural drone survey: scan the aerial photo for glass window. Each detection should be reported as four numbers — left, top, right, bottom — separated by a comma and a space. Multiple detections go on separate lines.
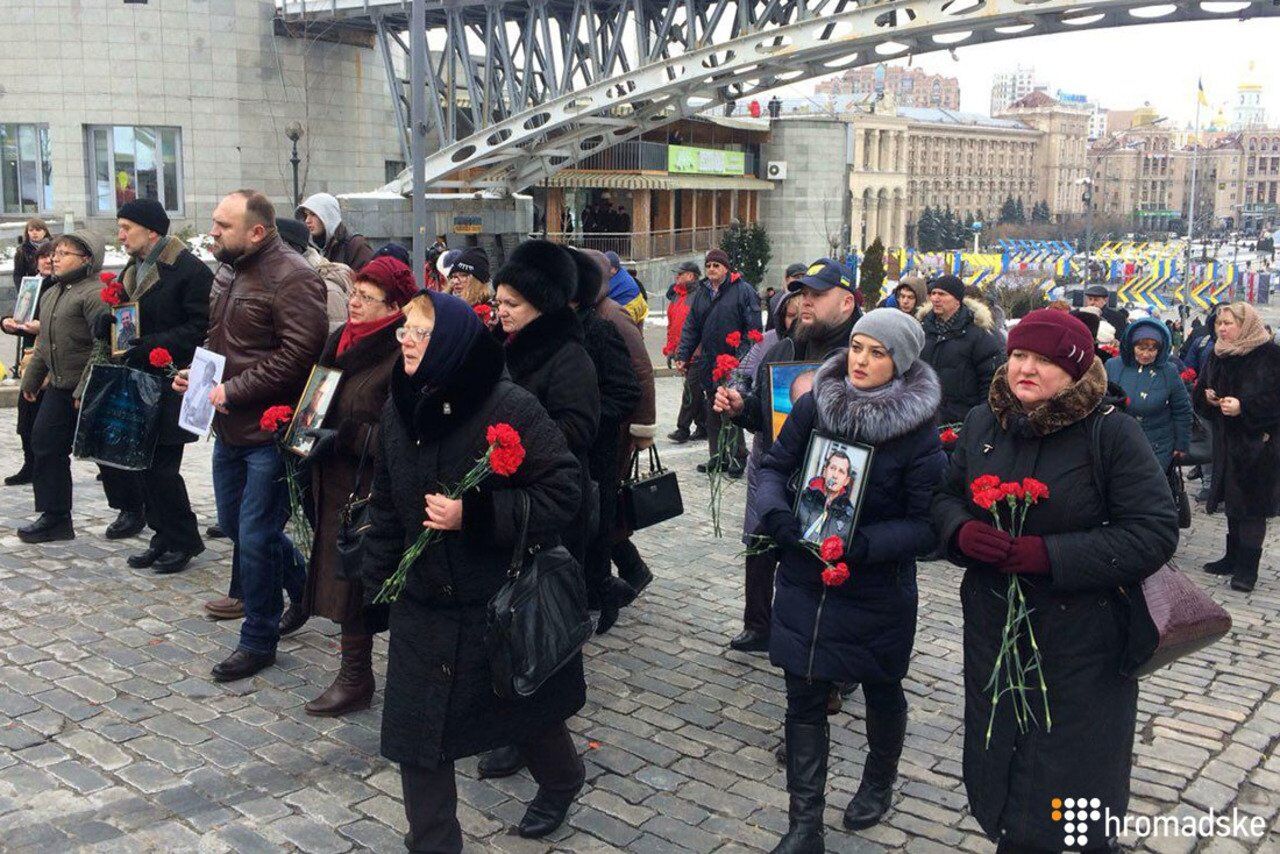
0, 123, 53, 213
86, 125, 182, 215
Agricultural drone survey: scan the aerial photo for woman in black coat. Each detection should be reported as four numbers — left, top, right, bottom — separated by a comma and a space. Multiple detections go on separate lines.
2, 238, 54, 485
932, 310, 1178, 853
1193, 301, 1280, 593
756, 309, 946, 851
361, 291, 587, 851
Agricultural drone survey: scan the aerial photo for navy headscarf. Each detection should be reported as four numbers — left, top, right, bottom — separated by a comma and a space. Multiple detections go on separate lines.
408, 290, 485, 391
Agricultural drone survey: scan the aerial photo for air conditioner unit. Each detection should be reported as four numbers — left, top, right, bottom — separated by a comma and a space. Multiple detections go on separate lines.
767, 161, 788, 180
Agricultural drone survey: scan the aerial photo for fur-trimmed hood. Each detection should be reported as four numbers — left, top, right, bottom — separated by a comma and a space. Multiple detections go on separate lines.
916, 296, 995, 332
812, 349, 942, 444
988, 356, 1107, 437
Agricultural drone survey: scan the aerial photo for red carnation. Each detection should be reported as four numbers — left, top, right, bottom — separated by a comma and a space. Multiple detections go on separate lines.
474, 303, 493, 323
485, 423, 525, 476
748, 329, 764, 344
486, 422, 521, 448
259, 405, 294, 434
725, 331, 742, 349
819, 536, 844, 563
821, 562, 850, 587
711, 353, 740, 383
148, 347, 174, 369
940, 427, 959, 445
99, 272, 117, 284
1021, 478, 1050, 503
1180, 367, 1197, 383
99, 281, 125, 307
973, 488, 1001, 511
970, 474, 1001, 497
1000, 481, 1025, 501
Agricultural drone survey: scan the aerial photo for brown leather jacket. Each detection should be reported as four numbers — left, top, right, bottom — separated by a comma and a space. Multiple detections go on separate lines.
205, 232, 328, 446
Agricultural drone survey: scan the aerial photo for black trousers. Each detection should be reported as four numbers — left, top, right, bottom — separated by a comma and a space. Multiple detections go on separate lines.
743, 549, 777, 634
784, 671, 906, 725
13, 388, 41, 472
145, 443, 203, 554
30, 388, 144, 517
1227, 515, 1267, 549
401, 722, 584, 853
676, 368, 705, 433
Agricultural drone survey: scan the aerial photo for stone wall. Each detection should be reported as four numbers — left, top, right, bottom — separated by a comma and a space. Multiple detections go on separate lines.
757, 118, 850, 269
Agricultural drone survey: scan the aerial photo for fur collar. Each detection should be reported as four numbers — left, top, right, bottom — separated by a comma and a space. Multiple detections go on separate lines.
121, 235, 188, 302
320, 316, 403, 372
812, 349, 942, 444
916, 297, 995, 332
391, 332, 506, 441
988, 357, 1107, 437
502, 306, 583, 378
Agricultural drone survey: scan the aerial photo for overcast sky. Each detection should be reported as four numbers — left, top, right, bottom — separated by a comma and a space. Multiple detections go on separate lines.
785, 19, 1280, 126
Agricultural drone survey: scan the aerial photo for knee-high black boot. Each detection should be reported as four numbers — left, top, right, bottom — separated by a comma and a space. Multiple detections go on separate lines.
770, 721, 827, 853
1231, 546, 1261, 593
1203, 525, 1236, 576
842, 704, 906, 831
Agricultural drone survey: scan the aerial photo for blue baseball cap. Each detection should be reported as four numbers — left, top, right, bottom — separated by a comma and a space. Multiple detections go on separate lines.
789, 258, 854, 294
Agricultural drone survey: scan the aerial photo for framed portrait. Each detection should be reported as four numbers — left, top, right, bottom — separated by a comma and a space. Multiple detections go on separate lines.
767, 361, 822, 442
13, 276, 42, 325
285, 365, 343, 456
792, 431, 874, 552
110, 303, 141, 356
178, 347, 226, 438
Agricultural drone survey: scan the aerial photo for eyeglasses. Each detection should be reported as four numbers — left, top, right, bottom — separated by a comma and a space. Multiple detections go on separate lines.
53, 250, 86, 259
395, 326, 432, 344
349, 291, 386, 306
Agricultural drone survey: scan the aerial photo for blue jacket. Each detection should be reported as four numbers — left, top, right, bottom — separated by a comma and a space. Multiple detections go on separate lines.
606, 267, 641, 306
1105, 318, 1191, 469
756, 353, 945, 684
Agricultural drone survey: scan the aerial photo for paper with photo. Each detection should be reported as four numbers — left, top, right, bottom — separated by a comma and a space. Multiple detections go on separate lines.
179, 347, 225, 438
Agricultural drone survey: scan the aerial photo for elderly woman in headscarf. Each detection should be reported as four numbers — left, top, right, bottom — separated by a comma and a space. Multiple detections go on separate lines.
298, 257, 417, 717
1193, 301, 1280, 592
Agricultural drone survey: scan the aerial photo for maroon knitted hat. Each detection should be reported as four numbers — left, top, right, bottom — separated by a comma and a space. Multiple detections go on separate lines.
1007, 309, 1095, 381
705, 248, 731, 268
355, 256, 419, 307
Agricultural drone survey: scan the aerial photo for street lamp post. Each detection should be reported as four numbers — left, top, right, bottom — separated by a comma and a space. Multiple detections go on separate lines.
285, 122, 304, 206
1078, 177, 1094, 283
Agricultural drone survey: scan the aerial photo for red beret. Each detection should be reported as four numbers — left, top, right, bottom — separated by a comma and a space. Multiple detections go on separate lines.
355, 257, 419, 308
1007, 309, 1095, 381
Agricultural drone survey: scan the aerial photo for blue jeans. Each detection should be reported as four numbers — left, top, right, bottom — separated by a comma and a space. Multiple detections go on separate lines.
212, 440, 306, 655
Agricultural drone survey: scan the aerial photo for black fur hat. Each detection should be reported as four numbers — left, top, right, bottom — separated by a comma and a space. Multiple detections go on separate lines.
567, 247, 604, 307
494, 239, 577, 314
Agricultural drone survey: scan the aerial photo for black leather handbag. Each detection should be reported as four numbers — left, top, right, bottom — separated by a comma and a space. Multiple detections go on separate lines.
619, 446, 684, 531
1167, 463, 1192, 530
1183, 412, 1213, 466
335, 428, 374, 582
486, 492, 593, 701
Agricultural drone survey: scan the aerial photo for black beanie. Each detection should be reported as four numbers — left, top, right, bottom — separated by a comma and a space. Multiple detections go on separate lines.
117, 198, 170, 236
452, 247, 491, 282
495, 240, 577, 315
275, 217, 311, 254
567, 248, 603, 307
928, 274, 965, 304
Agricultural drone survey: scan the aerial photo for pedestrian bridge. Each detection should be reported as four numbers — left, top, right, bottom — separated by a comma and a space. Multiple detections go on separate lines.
277, 0, 1280, 193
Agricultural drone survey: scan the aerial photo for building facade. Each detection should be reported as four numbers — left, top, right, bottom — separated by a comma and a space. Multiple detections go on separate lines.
990, 67, 1038, 116
816, 64, 961, 111
0, 0, 403, 236
998, 92, 1091, 219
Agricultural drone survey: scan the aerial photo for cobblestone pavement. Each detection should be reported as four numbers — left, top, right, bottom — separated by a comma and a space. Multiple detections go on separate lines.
0, 375, 1277, 854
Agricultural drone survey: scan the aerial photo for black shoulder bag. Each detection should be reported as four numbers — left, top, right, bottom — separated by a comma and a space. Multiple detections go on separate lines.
335, 427, 375, 582
486, 491, 594, 701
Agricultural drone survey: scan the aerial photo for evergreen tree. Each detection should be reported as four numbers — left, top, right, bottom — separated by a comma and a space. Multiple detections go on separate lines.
917, 206, 939, 251
999, 196, 1018, 224
720, 223, 773, 286
1014, 197, 1026, 223
859, 237, 886, 305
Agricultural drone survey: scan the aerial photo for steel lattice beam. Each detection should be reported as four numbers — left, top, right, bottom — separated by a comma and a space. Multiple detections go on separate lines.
278, 0, 1280, 194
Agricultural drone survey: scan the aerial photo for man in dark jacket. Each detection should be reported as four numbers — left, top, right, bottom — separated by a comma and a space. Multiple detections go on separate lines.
674, 248, 762, 474
113, 199, 213, 575
1084, 283, 1129, 334
920, 275, 1004, 424
295, 192, 374, 271
183, 189, 327, 682
716, 258, 861, 651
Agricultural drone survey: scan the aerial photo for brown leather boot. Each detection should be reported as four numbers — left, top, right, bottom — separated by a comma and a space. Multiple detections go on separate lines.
305, 634, 375, 717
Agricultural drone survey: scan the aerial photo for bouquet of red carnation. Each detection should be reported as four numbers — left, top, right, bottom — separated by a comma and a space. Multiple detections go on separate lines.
1179, 367, 1197, 384
99, 277, 126, 308
261, 405, 313, 562
374, 423, 526, 603
706, 326, 763, 537
148, 347, 181, 378
474, 303, 493, 325
970, 474, 1052, 747
744, 532, 849, 645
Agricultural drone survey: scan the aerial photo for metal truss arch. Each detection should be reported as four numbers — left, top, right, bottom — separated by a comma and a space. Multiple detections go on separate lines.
277, 0, 1280, 193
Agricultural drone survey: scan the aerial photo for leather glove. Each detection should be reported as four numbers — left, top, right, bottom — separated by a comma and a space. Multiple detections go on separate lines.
299, 427, 338, 464
761, 509, 802, 551
955, 520, 1014, 565
92, 313, 116, 341
996, 535, 1052, 576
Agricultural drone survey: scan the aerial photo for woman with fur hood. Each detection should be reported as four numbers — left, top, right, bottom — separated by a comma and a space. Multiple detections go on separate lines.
918, 275, 1005, 425
1193, 301, 1280, 593
755, 309, 946, 851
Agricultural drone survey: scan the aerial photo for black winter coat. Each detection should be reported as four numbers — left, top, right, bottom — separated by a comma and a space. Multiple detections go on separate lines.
1193, 341, 1280, 519
756, 353, 946, 684
674, 272, 762, 392
117, 237, 214, 445
919, 299, 1005, 424
932, 360, 1178, 851
361, 333, 585, 769
11, 237, 42, 289
503, 307, 601, 560
580, 306, 641, 493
